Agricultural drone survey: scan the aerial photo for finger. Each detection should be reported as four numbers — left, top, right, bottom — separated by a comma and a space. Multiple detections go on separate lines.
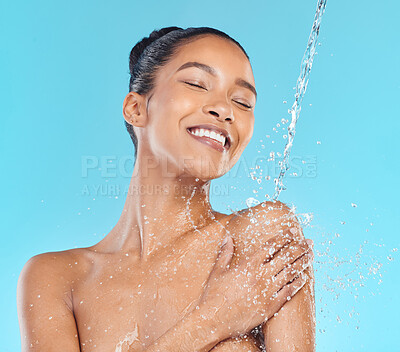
250, 227, 296, 267
255, 246, 311, 290
265, 271, 308, 320
253, 239, 309, 283
267, 239, 311, 276
213, 236, 235, 273
272, 251, 312, 289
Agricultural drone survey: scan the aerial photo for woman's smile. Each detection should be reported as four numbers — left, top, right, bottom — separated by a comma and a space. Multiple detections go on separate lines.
186, 124, 231, 153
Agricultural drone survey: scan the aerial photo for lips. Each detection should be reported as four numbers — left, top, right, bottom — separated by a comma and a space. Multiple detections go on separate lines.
186, 124, 232, 152
186, 124, 231, 153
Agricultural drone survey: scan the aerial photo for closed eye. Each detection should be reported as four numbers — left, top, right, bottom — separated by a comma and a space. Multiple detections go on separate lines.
234, 101, 253, 109
184, 81, 207, 90
183, 81, 253, 109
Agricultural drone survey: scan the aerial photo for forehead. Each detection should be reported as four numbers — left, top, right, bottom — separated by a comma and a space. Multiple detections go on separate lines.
158, 35, 255, 85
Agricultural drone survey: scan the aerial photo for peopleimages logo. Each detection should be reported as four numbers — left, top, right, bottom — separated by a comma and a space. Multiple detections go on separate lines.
79, 154, 317, 197
80, 183, 231, 197
80, 155, 317, 179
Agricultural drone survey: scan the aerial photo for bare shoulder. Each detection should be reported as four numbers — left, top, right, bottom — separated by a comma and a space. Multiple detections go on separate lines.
224, 201, 304, 258
227, 200, 299, 231
18, 247, 92, 283
17, 248, 92, 310
17, 248, 94, 351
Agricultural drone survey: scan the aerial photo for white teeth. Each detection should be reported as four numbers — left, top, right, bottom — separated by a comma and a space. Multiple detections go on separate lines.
189, 127, 227, 146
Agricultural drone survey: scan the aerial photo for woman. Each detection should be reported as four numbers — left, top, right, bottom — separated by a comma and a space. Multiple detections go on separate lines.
17, 27, 315, 351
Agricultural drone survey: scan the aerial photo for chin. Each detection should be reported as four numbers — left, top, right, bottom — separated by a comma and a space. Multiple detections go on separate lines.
182, 157, 233, 181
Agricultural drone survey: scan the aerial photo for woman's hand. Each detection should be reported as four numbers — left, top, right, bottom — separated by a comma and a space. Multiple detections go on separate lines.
210, 334, 261, 351
196, 227, 313, 341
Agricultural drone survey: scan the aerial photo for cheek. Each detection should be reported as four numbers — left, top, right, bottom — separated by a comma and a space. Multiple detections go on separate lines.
171, 86, 204, 112
238, 115, 255, 147
154, 86, 201, 123
146, 88, 200, 153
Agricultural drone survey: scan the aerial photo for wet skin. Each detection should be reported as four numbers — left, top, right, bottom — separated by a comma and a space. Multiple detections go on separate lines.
17, 35, 315, 351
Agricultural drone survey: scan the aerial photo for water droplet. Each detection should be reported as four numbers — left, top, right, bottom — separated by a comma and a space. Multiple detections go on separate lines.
246, 197, 260, 207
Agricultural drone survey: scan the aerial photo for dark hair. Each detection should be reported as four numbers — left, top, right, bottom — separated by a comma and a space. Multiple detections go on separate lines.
126, 26, 249, 157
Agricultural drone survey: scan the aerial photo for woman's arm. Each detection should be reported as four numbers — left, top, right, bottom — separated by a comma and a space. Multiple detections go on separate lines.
224, 201, 315, 352
142, 305, 222, 352
209, 334, 261, 351
262, 265, 315, 351
148, 326, 262, 352
199, 202, 315, 352
17, 253, 81, 352
262, 215, 316, 352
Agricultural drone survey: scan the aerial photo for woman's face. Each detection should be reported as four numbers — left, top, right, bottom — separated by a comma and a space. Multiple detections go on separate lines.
135, 34, 256, 181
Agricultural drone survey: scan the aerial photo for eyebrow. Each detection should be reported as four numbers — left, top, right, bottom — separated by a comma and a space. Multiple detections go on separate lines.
176, 61, 257, 99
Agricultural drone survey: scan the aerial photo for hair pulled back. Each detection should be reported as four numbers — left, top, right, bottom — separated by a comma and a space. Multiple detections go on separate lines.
126, 26, 249, 156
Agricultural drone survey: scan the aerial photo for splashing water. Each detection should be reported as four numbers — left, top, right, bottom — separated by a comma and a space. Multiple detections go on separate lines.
246, 197, 261, 208
115, 323, 139, 352
272, 0, 327, 200
237, 0, 398, 343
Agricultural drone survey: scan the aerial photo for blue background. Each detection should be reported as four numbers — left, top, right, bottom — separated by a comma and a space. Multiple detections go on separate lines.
1, 0, 399, 350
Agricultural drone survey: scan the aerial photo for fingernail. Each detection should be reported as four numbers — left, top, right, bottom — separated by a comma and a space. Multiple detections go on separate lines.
306, 239, 314, 248
290, 228, 297, 235
222, 237, 228, 246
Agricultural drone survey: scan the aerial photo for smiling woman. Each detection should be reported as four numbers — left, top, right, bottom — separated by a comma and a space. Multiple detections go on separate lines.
17, 26, 315, 352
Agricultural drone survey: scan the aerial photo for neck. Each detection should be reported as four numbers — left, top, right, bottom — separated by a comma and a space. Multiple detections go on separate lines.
103, 155, 217, 259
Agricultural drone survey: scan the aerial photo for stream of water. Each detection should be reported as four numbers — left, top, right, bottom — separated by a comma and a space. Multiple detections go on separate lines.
272, 0, 327, 200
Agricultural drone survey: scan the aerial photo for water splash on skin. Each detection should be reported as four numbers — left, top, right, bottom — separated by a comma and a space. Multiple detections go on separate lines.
272, 0, 327, 200
185, 184, 208, 234
115, 323, 139, 352
185, 182, 232, 245
246, 197, 261, 208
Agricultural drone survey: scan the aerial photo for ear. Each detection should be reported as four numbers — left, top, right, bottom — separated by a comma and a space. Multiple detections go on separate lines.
122, 92, 148, 128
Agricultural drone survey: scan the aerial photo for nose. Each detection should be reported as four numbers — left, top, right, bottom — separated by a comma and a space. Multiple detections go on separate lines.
202, 100, 234, 123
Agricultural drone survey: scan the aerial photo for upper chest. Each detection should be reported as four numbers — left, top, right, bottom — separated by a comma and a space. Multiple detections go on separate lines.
71, 226, 228, 351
